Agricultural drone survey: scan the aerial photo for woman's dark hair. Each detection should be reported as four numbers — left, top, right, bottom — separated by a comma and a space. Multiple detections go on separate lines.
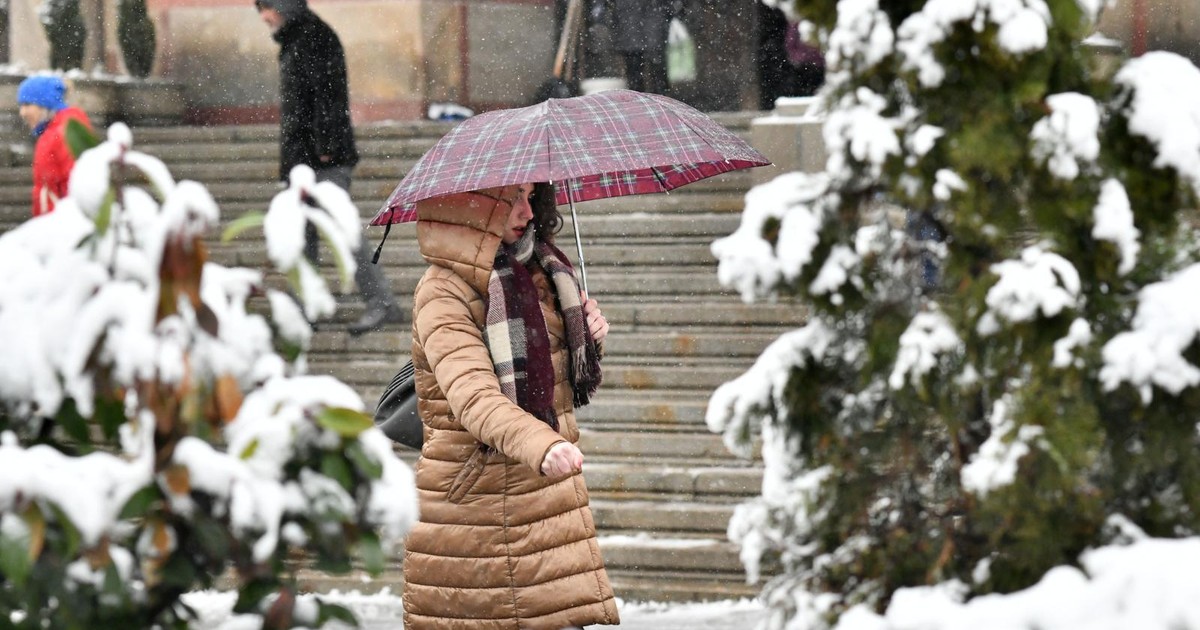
530, 182, 563, 243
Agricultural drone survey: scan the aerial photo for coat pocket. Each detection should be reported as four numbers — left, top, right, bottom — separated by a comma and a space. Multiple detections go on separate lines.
446, 446, 490, 504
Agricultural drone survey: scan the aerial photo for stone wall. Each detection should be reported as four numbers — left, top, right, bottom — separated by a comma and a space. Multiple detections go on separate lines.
149, 0, 561, 124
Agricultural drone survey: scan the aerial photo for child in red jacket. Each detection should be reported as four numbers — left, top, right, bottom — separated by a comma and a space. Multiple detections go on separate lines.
17, 75, 92, 217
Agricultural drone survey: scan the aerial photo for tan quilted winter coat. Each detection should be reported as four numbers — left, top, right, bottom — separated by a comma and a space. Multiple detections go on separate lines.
401, 187, 620, 629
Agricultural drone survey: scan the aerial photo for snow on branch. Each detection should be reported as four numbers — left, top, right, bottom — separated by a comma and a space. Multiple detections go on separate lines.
827, 0, 894, 76
1114, 51, 1200, 194
976, 246, 1081, 336
1092, 179, 1140, 276
825, 88, 901, 181
889, 306, 961, 390
712, 172, 829, 303
960, 397, 1045, 497
1100, 263, 1200, 403
1030, 92, 1101, 181
897, 0, 1050, 89
707, 320, 837, 458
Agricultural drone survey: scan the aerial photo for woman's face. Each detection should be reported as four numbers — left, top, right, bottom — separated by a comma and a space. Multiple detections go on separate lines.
502, 184, 535, 244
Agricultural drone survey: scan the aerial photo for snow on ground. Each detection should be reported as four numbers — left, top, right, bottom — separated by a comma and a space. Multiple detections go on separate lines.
182, 591, 766, 630
181, 536, 1200, 629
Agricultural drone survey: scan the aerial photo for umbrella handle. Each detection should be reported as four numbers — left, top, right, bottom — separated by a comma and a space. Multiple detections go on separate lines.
564, 182, 589, 296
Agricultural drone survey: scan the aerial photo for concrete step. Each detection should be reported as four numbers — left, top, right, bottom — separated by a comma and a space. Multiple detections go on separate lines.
305, 329, 787, 363
154, 158, 417, 182
604, 570, 760, 602
213, 239, 724, 269
590, 500, 734, 534
250, 266, 736, 300
599, 536, 743, 574
251, 293, 802, 330
584, 462, 761, 500
316, 358, 742, 392
579, 429, 751, 462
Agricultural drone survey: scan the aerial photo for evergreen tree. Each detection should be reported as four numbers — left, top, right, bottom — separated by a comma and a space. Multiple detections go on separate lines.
709, 1, 1200, 627
40, 0, 86, 71
118, 0, 157, 78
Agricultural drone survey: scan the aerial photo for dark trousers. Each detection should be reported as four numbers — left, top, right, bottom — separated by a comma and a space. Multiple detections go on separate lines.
305, 166, 396, 311
621, 51, 668, 94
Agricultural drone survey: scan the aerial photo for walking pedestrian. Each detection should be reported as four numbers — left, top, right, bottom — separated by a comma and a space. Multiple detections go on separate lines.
610, 0, 673, 94
401, 182, 619, 629
16, 75, 91, 217
255, 0, 402, 336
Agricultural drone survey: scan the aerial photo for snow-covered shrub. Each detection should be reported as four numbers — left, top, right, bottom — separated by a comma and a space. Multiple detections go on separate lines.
713, 1, 1200, 628
0, 123, 417, 628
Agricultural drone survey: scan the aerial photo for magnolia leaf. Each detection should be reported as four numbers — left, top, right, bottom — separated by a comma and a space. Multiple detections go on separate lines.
94, 188, 116, 236
0, 527, 32, 588
315, 407, 373, 438
160, 552, 199, 591
95, 397, 126, 441
316, 601, 359, 627
23, 505, 45, 563
221, 211, 266, 243
314, 219, 354, 289
321, 453, 354, 491
196, 301, 220, 338
234, 578, 278, 614
151, 520, 174, 556
65, 118, 100, 159
346, 441, 383, 480
162, 464, 191, 497
214, 375, 243, 423
358, 531, 385, 576
48, 503, 82, 558
239, 438, 260, 460
118, 486, 160, 520
55, 397, 92, 449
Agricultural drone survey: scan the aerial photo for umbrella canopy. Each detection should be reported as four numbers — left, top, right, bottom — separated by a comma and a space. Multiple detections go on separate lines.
370, 89, 770, 225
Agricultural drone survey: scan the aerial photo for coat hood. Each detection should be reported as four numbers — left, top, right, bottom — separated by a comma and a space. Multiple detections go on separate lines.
415, 185, 518, 295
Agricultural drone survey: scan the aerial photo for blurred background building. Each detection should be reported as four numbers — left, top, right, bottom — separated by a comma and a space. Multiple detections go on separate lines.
0, 0, 1196, 125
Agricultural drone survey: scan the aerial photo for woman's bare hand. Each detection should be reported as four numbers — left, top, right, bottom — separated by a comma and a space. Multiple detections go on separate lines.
541, 441, 584, 477
582, 294, 609, 344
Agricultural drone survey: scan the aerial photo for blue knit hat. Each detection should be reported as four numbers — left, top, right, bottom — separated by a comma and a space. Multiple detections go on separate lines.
17, 76, 67, 111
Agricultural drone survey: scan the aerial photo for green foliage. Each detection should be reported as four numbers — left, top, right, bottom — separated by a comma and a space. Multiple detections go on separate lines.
0, 129, 409, 629
221, 211, 266, 243
118, 0, 157, 78
65, 119, 100, 160
41, 0, 85, 71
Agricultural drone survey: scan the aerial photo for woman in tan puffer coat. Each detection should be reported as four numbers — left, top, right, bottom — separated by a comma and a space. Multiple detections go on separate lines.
402, 181, 620, 629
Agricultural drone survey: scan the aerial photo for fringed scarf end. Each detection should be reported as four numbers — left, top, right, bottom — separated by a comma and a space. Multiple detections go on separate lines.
572, 340, 603, 408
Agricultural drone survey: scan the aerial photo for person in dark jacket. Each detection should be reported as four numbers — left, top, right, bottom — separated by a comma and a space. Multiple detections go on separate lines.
609, 0, 673, 94
16, 75, 92, 217
256, 0, 402, 336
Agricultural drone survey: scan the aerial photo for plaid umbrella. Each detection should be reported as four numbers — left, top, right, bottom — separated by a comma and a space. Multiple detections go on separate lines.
369, 89, 771, 289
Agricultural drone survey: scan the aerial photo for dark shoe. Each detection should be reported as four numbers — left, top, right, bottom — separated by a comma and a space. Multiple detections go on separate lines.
347, 303, 404, 337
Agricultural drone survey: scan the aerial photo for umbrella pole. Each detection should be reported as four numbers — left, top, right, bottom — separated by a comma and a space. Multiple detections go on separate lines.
565, 182, 589, 296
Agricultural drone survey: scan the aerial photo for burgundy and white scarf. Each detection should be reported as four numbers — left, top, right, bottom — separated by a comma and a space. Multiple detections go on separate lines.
484, 229, 602, 431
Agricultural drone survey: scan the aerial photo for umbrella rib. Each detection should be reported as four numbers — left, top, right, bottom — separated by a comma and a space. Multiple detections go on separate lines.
650, 166, 670, 193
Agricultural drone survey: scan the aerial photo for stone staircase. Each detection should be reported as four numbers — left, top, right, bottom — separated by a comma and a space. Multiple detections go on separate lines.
0, 114, 803, 603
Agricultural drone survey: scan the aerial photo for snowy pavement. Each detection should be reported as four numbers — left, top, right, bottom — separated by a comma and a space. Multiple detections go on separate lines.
184, 590, 766, 629
352, 597, 767, 629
